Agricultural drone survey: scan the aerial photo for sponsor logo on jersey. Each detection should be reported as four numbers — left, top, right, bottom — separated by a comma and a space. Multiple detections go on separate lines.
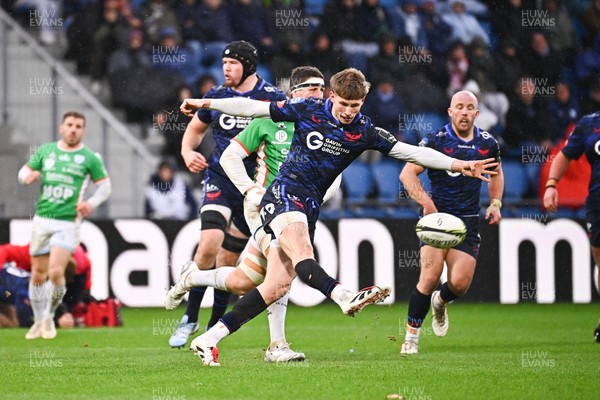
305, 132, 350, 155
264, 86, 276, 92
74, 154, 85, 164
276, 100, 287, 108
443, 147, 454, 154
275, 130, 288, 143
307, 131, 324, 150
477, 148, 490, 156
311, 115, 322, 124
458, 144, 475, 149
43, 157, 55, 170
344, 131, 362, 142
58, 154, 70, 162
594, 127, 600, 134
287, 194, 304, 209
218, 114, 252, 130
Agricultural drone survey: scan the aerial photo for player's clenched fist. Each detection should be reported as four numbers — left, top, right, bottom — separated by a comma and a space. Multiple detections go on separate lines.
180, 98, 212, 117
182, 150, 208, 173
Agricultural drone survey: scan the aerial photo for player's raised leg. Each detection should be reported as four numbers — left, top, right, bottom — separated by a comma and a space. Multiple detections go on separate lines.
275, 218, 390, 317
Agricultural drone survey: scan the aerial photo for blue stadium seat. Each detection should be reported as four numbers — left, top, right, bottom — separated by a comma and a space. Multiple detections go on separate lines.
342, 160, 374, 206
502, 160, 529, 203
371, 159, 405, 205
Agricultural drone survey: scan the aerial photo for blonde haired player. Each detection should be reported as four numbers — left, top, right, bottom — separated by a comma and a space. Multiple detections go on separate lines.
166, 66, 336, 362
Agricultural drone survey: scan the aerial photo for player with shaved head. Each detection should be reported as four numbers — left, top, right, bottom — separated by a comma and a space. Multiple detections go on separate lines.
399, 90, 504, 355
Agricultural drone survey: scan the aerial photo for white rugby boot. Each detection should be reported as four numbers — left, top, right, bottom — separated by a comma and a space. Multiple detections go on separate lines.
431, 290, 449, 337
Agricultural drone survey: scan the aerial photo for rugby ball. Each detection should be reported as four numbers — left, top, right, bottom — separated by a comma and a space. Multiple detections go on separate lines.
415, 212, 467, 249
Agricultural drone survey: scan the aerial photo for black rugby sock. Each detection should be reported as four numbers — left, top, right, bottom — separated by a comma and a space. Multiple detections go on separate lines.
185, 287, 206, 324
440, 282, 459, 303
207, 289, 231, 329
407, 288, 431, 328
219, 289, 268, 333
295, 258, 338, 298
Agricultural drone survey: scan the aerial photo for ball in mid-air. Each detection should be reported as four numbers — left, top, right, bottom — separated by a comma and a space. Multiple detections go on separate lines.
415, 212, 467, 249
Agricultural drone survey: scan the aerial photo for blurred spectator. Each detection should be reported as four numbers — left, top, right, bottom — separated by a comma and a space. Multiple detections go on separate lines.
491, 0, 527, 50
228, 0, 277, 62
89, 0, 138, 91
323, 0, 360, 44
493, 37, 524, 97
356, 0, 391, 43
419, 0, 453, 56
386, 0, 424, 46
270, 38, 306, 83
467, 37, 509, 126
323, 0, 379, 71
195, 0, 234, 78
393, 36, 447, 114
583, 0, 600, 48
64, 0, 139, 77
151, 27, 199, 86
439, 0, 489, 17
545, 81, 580, 144
362, 76, 406, 137
154, 85, 194, 168
368, 35, 404, 85
580, 78, 600, 116
445, 41, 470, 97
307, 31, 348, 83
176, 0, 203, 43
441, 0, 490, 46
195, 73, 217, 97
522, 32, 563, 86
574, 33, 600, 88
138, 0, 181, 46
543, 0, 577, 65
145, 160, 198, 220
107, 29, 151, 74
503, 77, 551, 151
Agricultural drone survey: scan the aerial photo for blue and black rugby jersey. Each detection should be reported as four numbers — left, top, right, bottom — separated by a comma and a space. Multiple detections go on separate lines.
196, 77, 286, 177
561, 112, 600, 211
420, 123, 501, 217
268, 97, 397, 203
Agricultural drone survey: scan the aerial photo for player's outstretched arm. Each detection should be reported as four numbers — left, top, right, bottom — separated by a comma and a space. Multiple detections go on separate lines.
399, 163, 437, 215
180, 97, 271, 118
543, 151, 570, 212
485, 164, 504, 224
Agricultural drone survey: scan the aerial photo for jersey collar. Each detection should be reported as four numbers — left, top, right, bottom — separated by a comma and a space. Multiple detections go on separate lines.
445, 123, 479, 144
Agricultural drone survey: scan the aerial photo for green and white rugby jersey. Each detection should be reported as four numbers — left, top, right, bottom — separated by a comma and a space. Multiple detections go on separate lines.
232, 119, 294, 188
27, 142, 109, 221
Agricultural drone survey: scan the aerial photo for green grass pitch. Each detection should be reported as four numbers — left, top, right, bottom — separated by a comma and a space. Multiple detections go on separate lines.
1, 303, 599, 400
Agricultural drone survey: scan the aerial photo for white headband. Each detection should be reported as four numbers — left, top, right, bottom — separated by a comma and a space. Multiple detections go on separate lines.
290, 77, 325, 92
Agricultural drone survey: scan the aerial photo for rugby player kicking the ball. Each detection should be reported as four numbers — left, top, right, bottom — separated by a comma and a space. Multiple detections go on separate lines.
180, 69, 499, 366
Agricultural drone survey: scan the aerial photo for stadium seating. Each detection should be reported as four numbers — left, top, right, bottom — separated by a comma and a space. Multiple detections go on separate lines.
502, 160, 529, 203
371, 159, 405, 205
342, 160, 374, 206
